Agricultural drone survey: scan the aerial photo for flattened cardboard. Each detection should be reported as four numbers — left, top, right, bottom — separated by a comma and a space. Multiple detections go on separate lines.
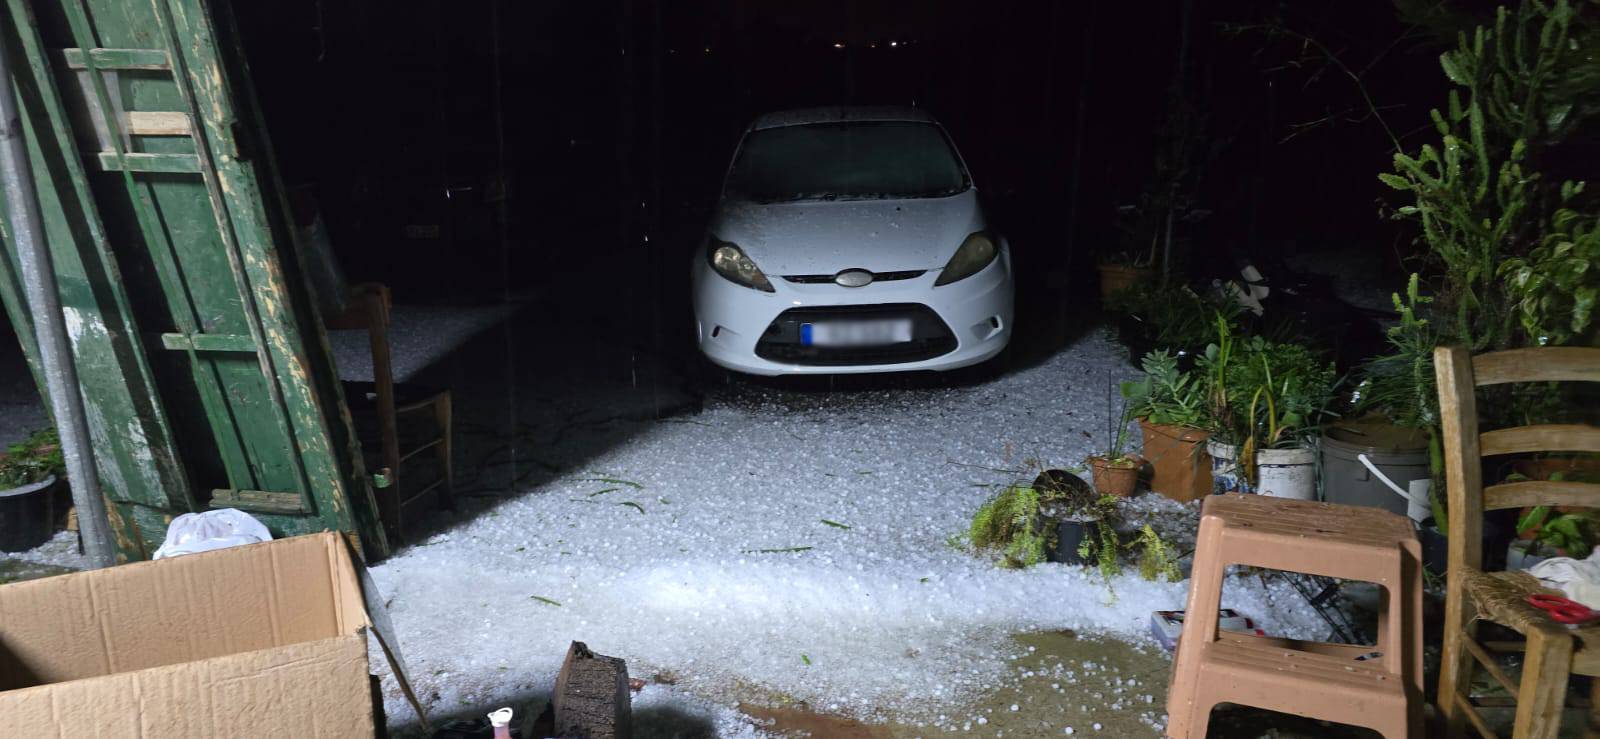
0, 532, 380, 737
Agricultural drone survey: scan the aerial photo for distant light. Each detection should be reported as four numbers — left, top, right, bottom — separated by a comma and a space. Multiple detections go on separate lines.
833, 42, 845, 49
704, 47, 711, 53
890, 40, 899, 47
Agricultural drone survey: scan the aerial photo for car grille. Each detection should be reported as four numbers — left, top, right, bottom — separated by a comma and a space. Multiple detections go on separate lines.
782, 270, 926, 284
754, 303, 957, 366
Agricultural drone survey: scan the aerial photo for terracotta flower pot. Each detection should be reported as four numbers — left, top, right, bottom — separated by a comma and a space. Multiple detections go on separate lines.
1096, 262, 1150, 305
1089, 455, 1141, 497
1139, 420, 1212, 502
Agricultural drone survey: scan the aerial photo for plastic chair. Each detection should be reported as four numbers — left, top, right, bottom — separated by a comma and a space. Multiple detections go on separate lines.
1435, 346, 1600, 739
1164, 493, 1424, 738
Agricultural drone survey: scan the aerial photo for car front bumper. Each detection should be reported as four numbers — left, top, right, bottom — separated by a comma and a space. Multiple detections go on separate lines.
692, 251, 1013, 376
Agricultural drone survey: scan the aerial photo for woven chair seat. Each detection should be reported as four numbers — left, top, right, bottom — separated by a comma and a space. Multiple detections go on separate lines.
1464, 567, 1600, 676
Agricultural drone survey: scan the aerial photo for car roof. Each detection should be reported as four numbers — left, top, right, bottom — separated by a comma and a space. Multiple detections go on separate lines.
748, 106, 938, 132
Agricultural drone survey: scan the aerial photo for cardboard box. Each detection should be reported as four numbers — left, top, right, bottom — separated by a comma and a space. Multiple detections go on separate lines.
0, 532, 382, 737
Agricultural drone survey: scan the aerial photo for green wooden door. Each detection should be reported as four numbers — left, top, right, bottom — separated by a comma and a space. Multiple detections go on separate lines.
0, 0, 387, 559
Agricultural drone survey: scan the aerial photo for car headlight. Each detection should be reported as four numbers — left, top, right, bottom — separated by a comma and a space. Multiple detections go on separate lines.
934, 231, 998, 286
707, 237, 775, 292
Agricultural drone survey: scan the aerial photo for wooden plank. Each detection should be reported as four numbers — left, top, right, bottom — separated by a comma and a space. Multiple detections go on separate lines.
1464, 637, 1519, 694
1474, 347, 1600, 387
159, 332, 257, 352
125, 110, 189, 136
61, 0, 269, 498
58, 47, 168, 70
156, 0, 388, 555
210, 488, 306, 514
1435, 345, 1485, 738
96, 151, 201, 173
553, 642, 632, 739
1481, 425, 1600, 456
1485, 480, 1600, 511
1457, 693, 1502, 739
1513, 625, 1573, 739
2, 0, 198, 559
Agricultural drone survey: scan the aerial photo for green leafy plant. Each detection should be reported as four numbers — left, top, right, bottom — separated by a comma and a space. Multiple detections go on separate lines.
970, 484, 1055, 569
1354, 274, 1440, 430
1134, 524, 1184, 583
1122, 350, 1207, 428
1089, 382, 1139, 469
1516, 505, 1600, 558
967, 472, 1181, 583
1499, 182, 1600, 345
1108, 283, 1245, 356
0, 428, 62, 489
1380, 0, 1600, 351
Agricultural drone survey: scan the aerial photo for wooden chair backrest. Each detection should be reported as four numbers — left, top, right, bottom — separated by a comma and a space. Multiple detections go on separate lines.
324, 283, 399, 471
1435, 346, 1600, 575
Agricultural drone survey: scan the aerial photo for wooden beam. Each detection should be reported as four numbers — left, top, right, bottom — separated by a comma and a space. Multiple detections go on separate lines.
1485, 480, 1600, 511
1474, 347, 1600, 386
160, 332, 257, 353
59, 47, 170, 70
96, 151, 201, 173
210, 488, 307, 514
125, 111, 190, 136
1481, 424, 1600, 456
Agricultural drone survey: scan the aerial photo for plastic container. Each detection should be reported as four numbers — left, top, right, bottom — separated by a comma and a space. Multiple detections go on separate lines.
1048, 519, 1091, 565
1207, 440, 1248, 494
1256, 446, 1316, 500
0, 474, 56, 552
1139, 420, 1212, 502
1321, 422, 1430, 517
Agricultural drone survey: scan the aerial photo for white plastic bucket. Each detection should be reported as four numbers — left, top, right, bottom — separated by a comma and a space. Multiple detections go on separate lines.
1256, 446, 1316, 500
1207, 440, 1248, 494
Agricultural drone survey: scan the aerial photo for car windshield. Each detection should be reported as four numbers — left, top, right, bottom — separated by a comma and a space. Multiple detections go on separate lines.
724, 121, 969, 203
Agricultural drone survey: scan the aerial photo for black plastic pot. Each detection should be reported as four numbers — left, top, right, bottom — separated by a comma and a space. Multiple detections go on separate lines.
1418, 521, 1448, 575
1418, 514, 1514, 575
0, 474, 55, 552
1048, 519, 1093, 565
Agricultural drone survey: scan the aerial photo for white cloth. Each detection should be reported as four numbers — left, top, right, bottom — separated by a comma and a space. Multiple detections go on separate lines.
152, 508, 273, 559
1528, 549, 1600, 610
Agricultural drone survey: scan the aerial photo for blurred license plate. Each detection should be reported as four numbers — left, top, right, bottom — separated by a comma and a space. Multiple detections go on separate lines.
801, 319, 913, 347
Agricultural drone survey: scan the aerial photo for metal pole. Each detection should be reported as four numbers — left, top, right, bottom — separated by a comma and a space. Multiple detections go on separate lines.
0, 32, 116, 567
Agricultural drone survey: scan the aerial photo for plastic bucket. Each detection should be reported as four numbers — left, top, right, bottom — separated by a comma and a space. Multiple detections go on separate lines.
1140, 421, 1212, 502
1321, 422, 1430, 518
0, 474, 56, 552
1207, 440, 1249, 494
1256, 446, 1316, 500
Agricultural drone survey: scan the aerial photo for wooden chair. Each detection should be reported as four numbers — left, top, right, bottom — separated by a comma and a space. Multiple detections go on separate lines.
325, 283, 454, 544
1435, 346, 1600, 738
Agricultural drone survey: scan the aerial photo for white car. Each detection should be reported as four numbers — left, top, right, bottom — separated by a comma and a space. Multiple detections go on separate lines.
691, 106, 1014, 376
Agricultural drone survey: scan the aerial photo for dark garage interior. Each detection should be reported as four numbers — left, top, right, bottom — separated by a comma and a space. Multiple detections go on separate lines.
1, 0, 1597, 736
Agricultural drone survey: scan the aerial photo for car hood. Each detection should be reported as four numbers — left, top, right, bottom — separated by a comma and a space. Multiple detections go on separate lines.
708, 190, 984, 276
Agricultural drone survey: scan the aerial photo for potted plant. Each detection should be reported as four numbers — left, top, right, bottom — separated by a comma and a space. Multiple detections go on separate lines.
1510, 504, 1600, 570
966, 467, 1182, 584
1122, 350, 1213, 502
1198, 318, 1335, 499
1086, 388, 1142, 497
0, 428, 64, 552
1324, 275, 1439, 517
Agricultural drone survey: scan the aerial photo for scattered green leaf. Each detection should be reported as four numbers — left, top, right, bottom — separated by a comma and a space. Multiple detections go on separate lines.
530, 595, 562, 607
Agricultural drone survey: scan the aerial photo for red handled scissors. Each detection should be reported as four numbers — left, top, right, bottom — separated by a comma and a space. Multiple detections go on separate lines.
1527, 594, 1600, 625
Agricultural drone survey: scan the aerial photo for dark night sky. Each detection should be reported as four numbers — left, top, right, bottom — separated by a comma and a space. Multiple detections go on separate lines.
230, 0, 1451, 299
